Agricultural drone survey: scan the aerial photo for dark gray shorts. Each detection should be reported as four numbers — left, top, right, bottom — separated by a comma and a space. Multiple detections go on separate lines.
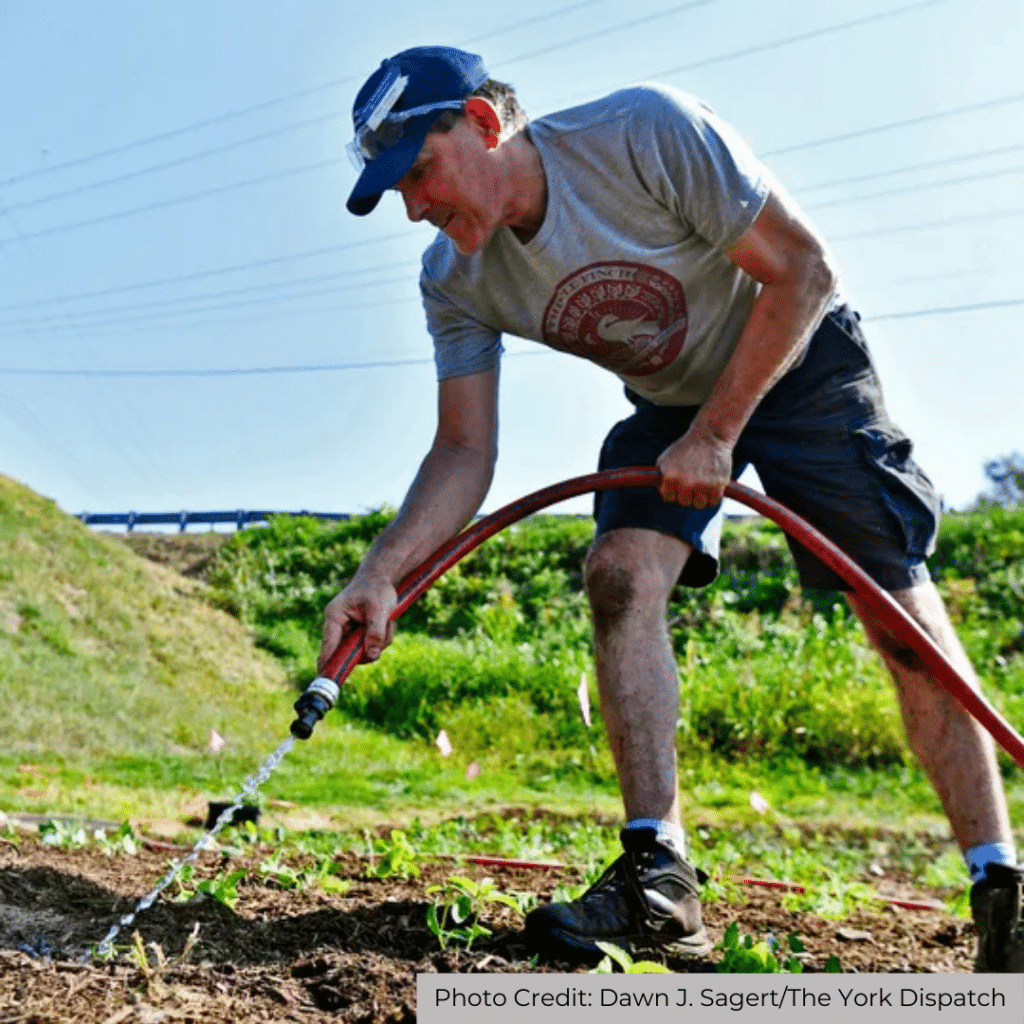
594, 306, 941, 592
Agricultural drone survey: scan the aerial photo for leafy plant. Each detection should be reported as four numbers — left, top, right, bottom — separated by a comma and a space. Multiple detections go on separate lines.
366, 828, 421, 880
715, 921, 804, 973
780, 878, 882, 920
258, 852, 351, 894
173, 865, 247, 909
589, 941, 671, 974
425, 875, 522, 951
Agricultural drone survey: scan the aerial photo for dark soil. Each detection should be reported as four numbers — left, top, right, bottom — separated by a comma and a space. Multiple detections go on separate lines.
0, 830, 977, 1023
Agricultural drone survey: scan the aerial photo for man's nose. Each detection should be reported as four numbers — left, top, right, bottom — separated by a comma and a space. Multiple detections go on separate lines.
402, 189, 428, 222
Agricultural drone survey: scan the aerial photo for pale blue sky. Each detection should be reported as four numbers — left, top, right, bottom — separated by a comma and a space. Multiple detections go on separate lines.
1, 0, 1021, 520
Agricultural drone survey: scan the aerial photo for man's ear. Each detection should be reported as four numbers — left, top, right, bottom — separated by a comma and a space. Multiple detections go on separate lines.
465, 96, 501, 149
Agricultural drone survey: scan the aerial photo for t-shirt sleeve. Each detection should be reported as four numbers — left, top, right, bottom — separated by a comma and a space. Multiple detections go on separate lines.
629, 85, 771, 251
420, 265, 503, 381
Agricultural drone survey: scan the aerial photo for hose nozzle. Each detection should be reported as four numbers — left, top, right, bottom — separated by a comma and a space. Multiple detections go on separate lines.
290, 677, 341, 739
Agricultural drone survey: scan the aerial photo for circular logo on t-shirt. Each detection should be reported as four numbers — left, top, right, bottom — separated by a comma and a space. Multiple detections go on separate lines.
541, 261, 688, 376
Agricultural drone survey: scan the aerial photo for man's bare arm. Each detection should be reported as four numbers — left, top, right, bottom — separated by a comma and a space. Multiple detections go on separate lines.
318, 368, 499, 668
656, 188, 838, 507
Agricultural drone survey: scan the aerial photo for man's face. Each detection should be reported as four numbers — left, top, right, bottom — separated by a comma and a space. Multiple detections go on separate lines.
392, 117, 501, 255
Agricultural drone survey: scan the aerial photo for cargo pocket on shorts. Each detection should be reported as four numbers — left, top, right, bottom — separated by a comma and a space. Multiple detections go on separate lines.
852, 424, 941, 560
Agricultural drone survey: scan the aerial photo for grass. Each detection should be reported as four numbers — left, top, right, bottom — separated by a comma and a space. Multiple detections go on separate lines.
2, 472, 1023, 848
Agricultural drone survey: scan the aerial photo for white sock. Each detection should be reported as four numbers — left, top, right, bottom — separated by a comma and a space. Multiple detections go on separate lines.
626, 818, 686, 856
964, 842, 1017, 883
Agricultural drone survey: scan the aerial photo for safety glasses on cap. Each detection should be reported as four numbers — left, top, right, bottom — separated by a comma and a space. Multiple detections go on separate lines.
346, 67, 465, 171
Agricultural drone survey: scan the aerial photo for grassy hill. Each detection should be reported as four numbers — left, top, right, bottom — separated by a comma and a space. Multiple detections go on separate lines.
2, 473, 1021, 836
0, 476, 615, 827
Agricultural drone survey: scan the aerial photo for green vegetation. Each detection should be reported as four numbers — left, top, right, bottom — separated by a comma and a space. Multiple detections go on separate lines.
2, 472, 1023, 839
714, 921, 807, 973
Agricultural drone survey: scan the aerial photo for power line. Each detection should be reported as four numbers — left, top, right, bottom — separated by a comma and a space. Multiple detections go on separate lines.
794, 141, 1024, 193
762, 91, 1024, 158
0, 232, 421, 312
495, 0, 713, 68
643, 1, 945, 89
0, 4, 606, 190
2, 298, 1019, 376
805, 164, 1024, 211
0, 273, 416, 335
0, 157, 345, 247
0, 109, 349, 215
864, 297, 1024, 321
1, 77, 360, 189
831, 206, 1024, 241
458, 0, 607, 46
0, 261, 419, 327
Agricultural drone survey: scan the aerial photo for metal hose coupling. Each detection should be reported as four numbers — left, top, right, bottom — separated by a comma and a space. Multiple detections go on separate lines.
290, 677, 341, 739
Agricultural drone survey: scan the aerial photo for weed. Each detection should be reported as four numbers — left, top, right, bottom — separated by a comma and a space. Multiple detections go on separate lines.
173, 865, 246, 909
425, 876, 523, 951
367, 829, 421, 880
715, 921, 805, 973
781, 879, 883, 920
258, 852, 351, 895
589, 942, 671, 974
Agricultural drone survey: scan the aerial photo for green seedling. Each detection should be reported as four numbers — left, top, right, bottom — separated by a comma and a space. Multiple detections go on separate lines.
173, 864, 246, 909
781, 878, 882, 920
368, 829, 421, 880
425, 875, 523, 951
258, 852, 351, 895
715, 921, 805, 973
589, 941, 671, 974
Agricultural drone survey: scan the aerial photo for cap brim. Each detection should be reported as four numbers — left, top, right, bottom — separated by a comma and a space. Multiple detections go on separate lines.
345, 119, 432, 216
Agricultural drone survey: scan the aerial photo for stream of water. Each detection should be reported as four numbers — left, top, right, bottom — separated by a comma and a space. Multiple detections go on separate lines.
87, 733, 296, 961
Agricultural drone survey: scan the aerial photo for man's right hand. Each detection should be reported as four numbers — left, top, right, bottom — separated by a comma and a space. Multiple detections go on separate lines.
318, 572, 398, 673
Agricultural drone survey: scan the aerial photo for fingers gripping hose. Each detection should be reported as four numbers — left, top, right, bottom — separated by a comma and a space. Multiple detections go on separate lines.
291, 468, 1024, 770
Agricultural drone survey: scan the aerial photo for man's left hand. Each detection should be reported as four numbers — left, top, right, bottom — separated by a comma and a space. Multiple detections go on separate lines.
655, 426, 734, 509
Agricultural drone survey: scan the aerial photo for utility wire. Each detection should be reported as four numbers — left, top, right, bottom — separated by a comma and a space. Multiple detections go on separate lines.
794, 141, 1024, 193
762, 91, 1024, 158
0, 232, 421, 312
0, 157, 345, 246
831, 206, 1024, 242
0, 109, 349, 215
494, 0, 712, 67
6, 160, 1020, 332
458, 0, 607, 46
2, 298, 1019, 376
805, 164, 1024, 211
648, 0, 944, 80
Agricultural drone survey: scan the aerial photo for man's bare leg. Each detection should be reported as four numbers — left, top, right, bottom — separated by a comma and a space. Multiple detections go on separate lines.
846, 581, 1012, 852
584, 527, 691, 825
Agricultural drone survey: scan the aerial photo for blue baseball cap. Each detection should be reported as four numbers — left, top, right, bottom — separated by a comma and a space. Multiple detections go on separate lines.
346, 46, 488, 216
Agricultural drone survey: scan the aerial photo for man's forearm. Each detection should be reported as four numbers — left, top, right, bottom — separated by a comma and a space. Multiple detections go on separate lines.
356, 438, 496, 586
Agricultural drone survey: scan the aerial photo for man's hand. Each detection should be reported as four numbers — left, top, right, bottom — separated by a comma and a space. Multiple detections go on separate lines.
318, 572, 398, 673
655, 425, 734, 509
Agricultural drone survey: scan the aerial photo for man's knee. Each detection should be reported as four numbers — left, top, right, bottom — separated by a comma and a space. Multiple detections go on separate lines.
850, 583, 953, 676
584, 533, 681, 634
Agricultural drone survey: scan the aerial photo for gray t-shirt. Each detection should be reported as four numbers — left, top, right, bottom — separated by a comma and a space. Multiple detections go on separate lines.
421, 83, 775, 407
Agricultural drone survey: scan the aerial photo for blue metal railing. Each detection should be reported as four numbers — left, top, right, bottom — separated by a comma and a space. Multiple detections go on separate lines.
77, 510, 351, 532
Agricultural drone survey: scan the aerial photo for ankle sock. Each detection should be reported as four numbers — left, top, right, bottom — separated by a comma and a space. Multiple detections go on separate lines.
964, 842, 1017, 883
626, 818, 686, 856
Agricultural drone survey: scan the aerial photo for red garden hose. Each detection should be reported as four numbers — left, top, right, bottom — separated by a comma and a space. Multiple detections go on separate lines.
300, 467, 1024, 769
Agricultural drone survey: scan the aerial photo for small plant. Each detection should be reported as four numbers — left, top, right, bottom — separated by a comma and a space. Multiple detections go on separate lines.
259, 852, 351, 895
173, 865, 246, 909
781, 878, 882, 920
367, 829, 421, 880
715, 922, 804, 973
589, 941, 671, 974
425, 875, 523, 951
